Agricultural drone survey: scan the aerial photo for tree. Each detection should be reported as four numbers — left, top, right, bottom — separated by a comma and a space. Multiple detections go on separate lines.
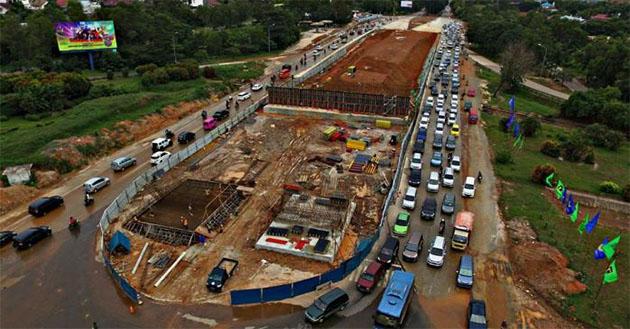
531, 164, 556, 185
521, 117, 541, 137
495, 42, 535, 95
66, 0, 87, 21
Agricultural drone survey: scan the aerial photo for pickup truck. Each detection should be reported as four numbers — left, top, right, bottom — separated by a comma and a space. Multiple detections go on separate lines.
452, 211, 474, 250
207, 257, 239, 292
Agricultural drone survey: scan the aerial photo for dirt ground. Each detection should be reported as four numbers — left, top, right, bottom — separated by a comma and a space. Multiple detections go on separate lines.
107, 113, 402, 304
302, 29, 437, 96
408, 16, 438, 29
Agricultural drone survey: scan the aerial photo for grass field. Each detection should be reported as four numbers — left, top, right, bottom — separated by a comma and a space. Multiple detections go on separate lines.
484, 112, 629, 328
477, 67, 562, 117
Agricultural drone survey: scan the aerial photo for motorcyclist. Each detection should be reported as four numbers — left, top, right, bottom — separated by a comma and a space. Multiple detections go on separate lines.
69, 216, 79, 226
84, 192, 93, 205
201, 110, 207, 119
477, 170, 483, 183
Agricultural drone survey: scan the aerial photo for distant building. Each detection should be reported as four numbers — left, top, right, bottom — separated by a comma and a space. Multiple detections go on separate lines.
0, 0, 10, 14
2, 164, 33, 186
560, 15, 586, 23
590, 14, 610, 21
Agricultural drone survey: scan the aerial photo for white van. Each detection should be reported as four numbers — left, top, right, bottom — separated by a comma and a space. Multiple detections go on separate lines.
442, 167, 455, 187
462, 176, 476, 198
402, 186, 418, 210
427, 236, 447, 267
427, 171, 440, 193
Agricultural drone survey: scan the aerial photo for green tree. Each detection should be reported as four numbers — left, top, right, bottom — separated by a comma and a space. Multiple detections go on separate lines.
496, 42, 535, 94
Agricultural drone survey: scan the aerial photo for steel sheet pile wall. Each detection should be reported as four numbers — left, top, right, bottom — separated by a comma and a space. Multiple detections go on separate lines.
268, 87, 411, 117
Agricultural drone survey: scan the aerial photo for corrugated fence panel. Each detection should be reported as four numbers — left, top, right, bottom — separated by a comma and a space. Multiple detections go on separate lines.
261, 284, 293, 302
320, 267, 344, 284
292, 276, 320, 296
343, 256, 362, 276
230, 288, 263, 305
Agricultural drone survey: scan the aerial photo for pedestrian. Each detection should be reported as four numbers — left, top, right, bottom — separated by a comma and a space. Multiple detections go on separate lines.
92, 322, 98, 329
235, 101, 240, 110
439, 165, 443, 177
295, 64, 298, 71
501, 320, 507, 329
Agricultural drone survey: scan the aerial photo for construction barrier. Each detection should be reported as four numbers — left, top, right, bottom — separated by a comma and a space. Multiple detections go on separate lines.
375, 119, 392, 129
346, 139, 367, 151
104, 255, 140, 304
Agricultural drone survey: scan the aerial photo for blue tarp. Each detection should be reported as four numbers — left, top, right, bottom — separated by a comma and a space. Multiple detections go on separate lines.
109, 230, 131, 254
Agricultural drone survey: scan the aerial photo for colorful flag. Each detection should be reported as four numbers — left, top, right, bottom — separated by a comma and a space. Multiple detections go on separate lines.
602, 235, 621, 260
578, 213, 589, 235
585, 211, 601, 234
561, 189, 568, 205
545, 173, 555, 187
555, 180, 565, 199
509, 96, 515, 112
512, 134, 523, 148
595, 237, 608, 260
505, 113, 515, 129
513, 122, 520, 138
603, 260, 618, 284
570, 203, 579, 223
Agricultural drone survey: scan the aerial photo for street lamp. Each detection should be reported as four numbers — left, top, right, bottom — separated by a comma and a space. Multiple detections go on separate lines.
537, 43, 547, 76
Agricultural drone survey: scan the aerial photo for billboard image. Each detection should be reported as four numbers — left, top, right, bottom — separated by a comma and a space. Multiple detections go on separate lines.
401, 0, 413, 8
54, 21, 117, 52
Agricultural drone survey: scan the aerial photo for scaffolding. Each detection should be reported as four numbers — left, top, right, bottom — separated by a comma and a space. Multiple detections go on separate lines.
124, 220, 195, 246
201, 184, 245, 231
275, 193, 350, 230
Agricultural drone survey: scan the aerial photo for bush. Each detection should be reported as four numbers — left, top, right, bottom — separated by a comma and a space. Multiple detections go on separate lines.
540, 140, 561, 158
583, 123, 625, 150
599, 181, 622, 195
498, 117, 509, 132
141, 68, 170, 86
561, 131, 593, 162
88, 84, 126, 98
191, 85, 210, 100
521, 116, 541, 137
179, 60, 200, 79
57, 72, 92, 100
136, 63, 158, 75
0, 115, 7, 122
495, 150, 513, 164
122, 67, 130, 78
202, 66, 216, 79
166, 66, 190, 81
531, 164, 556, 185
623, 184, 630, 202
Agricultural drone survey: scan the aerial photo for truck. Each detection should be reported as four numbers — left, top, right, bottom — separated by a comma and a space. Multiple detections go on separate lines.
206, 257, 239, 292
279, 64, 292, 80
451, 211, 474, 250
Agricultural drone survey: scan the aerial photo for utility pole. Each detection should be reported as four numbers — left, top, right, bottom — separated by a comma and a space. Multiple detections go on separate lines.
537, 43, 547, 76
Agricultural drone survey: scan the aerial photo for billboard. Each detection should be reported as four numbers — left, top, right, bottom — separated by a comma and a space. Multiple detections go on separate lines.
401, 0, 413, 8
54, 21, 117, 52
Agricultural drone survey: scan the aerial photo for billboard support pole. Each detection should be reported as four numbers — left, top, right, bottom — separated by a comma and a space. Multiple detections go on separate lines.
88, 52, 95, 71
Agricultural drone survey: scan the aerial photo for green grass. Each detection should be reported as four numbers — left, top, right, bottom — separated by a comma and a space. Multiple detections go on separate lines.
201, 49, 282, 65
484, 114, 630, 195
477, 67, 561, 117
212, 61, 266, 81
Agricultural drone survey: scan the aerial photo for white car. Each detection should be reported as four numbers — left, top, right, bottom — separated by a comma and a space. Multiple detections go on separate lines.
427, 171, 440, 193
448, 113, 457, 126
410, 152, 422, 170
426, 97, 434, 107
437, 111, 446, 124
435, 122, 445, 133
237, 91, 251, 101
150, 151, 171, 166
436, 105, 444, 113
419, 117, 430, 130
251, 83, 263, 91
84, 176, 110, 193
437, 94, 445, 106
331, 43, 338, 50
462, 176, 476, 198
451, 155, 461, 171
427, 236, 447, 267
316, 44, 323, 51
450, 105, 458, 114
451, 100, 458, 109
422, 111, 431, 119
442, 167, 455, 187
402, 186, 418, 210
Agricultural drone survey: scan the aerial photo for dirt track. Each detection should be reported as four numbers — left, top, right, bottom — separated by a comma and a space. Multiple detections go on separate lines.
303, 30, 437, 96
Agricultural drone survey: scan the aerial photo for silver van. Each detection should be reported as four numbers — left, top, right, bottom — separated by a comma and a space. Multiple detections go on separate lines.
111, 156, 137, 172
402, 231, 424, 262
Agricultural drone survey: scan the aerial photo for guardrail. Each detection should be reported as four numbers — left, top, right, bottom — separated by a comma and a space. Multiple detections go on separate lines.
97, 97, 266, 304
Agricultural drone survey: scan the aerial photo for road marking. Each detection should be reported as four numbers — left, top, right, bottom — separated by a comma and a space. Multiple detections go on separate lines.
182, 313, 217, 327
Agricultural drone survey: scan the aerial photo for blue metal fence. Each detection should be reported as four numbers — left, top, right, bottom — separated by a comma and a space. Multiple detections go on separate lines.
292, 276, 321, 296
262, 284, 293, 302
104, 256, 140, 304
230, 288, 263, 305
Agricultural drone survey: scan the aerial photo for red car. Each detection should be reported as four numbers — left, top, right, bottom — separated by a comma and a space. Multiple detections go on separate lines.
356, 261, 386, 293
467, 87, 476, 97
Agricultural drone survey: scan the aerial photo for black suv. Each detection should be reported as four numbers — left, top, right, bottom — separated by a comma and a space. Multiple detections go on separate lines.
177, 131, 196, 144
420, 197, 437, 220
408, 169, 422, 187
28, 196, 64, 217
377, 237, 400, 266
13, 226, 52, 250
213, 110, 230, 120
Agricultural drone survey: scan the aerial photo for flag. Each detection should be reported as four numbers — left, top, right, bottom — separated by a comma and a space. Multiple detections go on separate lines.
561, 189, 568, 205
585, 211, 601, 234
602, 235, 621, 260
512, 134, 523, 148
578, 213, 589, 235
513, 122, 521, 138
509, 96, 515, 113
603, 260, 618, 284
555, 180, 565, 199
595, 237, 608, 260
570, 203, 579, 223
545, 173, 555, 187
565, 195, 575, 214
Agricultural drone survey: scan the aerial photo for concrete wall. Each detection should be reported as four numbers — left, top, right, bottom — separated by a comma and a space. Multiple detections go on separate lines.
264, 104, 408, 126
548, 188, 630, 214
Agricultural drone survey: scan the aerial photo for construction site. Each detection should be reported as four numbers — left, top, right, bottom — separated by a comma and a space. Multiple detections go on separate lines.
105, 113, 402, 303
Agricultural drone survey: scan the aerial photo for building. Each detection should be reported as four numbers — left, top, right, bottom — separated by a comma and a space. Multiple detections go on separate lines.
2, 164, 33, 185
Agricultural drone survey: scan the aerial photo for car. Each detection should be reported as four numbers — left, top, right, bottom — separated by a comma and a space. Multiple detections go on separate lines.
432, 134, 443, 149
451, 124, 461, 137
437, 94, 445, 106
356, 261, 386, 293
431, 86, 439, 96
177, 131, 196, 144
450, 99, 459, 108
330, 43, 338, 50
150, 151, 171, 166
435, 122, 445, 135
445, 135, 457, 151
441, 192, 456, 214
111, 156, 137, 172
410, 152, 422, 170
422, 109, 431, 118
435, 105, 444, 114
457, 255, 475, 289
408, 169, 422, 187
377, 237, 400, 265
451, 85, 459, 95
393, 211, 411, 236
427, 236, 447, 267
28, 196, 64, 217
462, 176, 476, 198
83, 176, 110, 193
402, 186, 418, 210
315, 44, 323, 51
442, 167, 455, 187
12, 226, 52, 250
437, 113, 446, 125
425, 97, 434, 107
402, 231, 424, 262
312, 49, 320, 56
0, 231, 17, 246
419, 116, 429, 130
251, 83, 263, 91
305, 288, 349, 323
237, 91, 251, 101
448, 113, 457, 126
420, 197, 437, 220
427, 171, 440, 193
213, 110, 230, 120
413, 140, 425, 154
417, 128, 427, 142
430, 151, 442, 167
151, 137, 172, 152
452, 95, 459, 103
451, 155, 461, 171
467, 299, 487, 329
467, 88, 476, 97
464, 100, 473, 112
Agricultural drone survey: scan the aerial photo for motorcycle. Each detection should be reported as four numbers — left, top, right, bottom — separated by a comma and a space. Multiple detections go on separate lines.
477, 172, 483, 183
201, 110, 208, 120
438, 218, 446, 235
84, 193, 94, 207
165, 129, 174, 139
68, 217, 80, 231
